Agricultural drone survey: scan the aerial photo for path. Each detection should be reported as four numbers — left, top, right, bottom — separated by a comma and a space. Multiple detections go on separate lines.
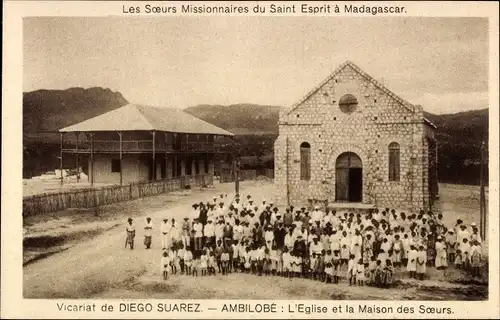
23, 180, 273, 298
23, 181, 488, 300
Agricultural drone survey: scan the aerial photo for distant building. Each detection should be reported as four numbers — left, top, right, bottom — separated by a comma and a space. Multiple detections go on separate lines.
59, 104, 233, 185
274, 61, 438, 212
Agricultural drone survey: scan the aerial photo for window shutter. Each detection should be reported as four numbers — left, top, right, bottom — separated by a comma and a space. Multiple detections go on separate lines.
389, 142, 400, 181
300, 142, 311, 181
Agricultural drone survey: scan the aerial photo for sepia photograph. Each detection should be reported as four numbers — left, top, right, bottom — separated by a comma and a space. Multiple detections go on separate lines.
20, 15, 490, 304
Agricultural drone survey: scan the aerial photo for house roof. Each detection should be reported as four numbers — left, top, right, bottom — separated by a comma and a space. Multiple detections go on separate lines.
284, 61, 435, 129
59, 104, 234, 136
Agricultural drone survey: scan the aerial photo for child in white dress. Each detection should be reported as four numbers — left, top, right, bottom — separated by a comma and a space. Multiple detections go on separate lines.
406, 245, 417, 279
416, 245, 427, 280
161, 251, 170, 280
184, 247, 193, 276
347, 254, 356, 286
356, 259, 365, 286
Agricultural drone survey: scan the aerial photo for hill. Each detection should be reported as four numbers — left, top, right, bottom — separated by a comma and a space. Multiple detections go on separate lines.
184, 104, 281, 135
424, 109, 489, 185
23, 87, 129, 178
22, 87, 488, 185
23, 87, 128, 143
186, 105, 488, 185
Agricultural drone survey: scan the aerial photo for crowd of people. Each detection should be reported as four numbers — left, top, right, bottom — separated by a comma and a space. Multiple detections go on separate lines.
125, 193, 484, 286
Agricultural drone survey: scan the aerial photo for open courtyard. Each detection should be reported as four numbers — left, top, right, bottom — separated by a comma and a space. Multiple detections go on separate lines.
23, 180, 488, 300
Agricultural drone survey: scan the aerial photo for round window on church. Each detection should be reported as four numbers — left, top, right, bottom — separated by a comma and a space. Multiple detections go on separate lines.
338, 94, 358, 114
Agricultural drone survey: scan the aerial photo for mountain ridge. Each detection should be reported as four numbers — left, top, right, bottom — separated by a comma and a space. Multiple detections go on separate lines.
22, 88, 488, 185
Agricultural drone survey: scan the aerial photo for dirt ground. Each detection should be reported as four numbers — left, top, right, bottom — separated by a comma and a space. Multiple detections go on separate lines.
23, 181, 489, 300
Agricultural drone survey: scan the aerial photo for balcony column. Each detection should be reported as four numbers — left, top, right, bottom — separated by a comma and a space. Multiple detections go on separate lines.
75, 132, 80, 182
60, 132, 64, 185
118, 131, 123, 186
90, 133, 94, 187
152, 130, 156, 181
181, 156, 186, 176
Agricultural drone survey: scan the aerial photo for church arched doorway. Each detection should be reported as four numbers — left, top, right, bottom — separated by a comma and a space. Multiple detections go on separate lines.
335, 152, 362, 202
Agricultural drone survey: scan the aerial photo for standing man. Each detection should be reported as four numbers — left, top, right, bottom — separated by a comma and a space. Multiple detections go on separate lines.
144, 217, 153, 249
232, 197, 243, 212
283, 208, 293, 229
160, 218, 171, 250
311, 205, 323, 225
125, 218, 135, 250
193, 218, 204, 252
181, 217, 191, 249
217, 202, 227, 219
190, 203, 200, 223
170, 219, 181, 249
204, 219, 216, 248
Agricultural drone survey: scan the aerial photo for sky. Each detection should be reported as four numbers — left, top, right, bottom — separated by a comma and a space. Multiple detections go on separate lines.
23, 17, 489, 114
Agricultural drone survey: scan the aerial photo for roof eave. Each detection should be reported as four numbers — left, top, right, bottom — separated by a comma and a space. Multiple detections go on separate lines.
59, 127, 235, 136
424, 117, 437, 129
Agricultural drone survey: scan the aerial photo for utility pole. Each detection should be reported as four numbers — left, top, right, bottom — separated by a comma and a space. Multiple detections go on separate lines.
235, 156, 240, 195
59, 133, 64, 185
479, 141, 487, 241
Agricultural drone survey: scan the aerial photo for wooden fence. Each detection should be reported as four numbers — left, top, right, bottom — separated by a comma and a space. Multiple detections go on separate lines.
219, 169, 274, 183
23, 175, 213, 217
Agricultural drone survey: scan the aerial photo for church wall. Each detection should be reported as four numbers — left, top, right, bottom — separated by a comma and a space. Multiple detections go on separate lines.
274, 63, 431, 212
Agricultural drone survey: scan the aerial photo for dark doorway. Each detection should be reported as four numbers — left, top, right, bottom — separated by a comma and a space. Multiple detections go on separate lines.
349, 168, 363, 202
335, 152, 362, 202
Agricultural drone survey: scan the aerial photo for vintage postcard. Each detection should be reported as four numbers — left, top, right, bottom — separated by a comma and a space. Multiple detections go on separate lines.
2, 1, 499, 319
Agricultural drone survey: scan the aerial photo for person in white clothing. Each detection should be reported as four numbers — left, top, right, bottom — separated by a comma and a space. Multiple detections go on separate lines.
457, 225, 470, 245
259, 200, 268, 215
193, 219, 203, 251
204, 219, 216, 247
170, 219, 181, 248
232, 198, 243, 212
311, 206, 324, 224
216, 202, 226, 218
161, 251, 171, 280
183, 247, 193, 275
125, 218, 135, 250
160, 219, 171, 249
347, 254, 356, 286
226, 212, 236, 226
470, 222, 482, 244
190, 204, 200, 222
245, 199, 255, 212
215, 220, 225, 244
310, 237, 323, 257
284, 229, 295, 251
264, 225, 274, 249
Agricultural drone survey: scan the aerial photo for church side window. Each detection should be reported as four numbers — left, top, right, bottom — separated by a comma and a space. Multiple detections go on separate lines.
389, 142, 400, 181
300, 142, 311, 181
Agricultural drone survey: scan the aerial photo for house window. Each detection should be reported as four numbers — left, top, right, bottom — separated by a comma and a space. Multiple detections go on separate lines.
339, 94, 358, 114
111, 159, 121, 173
300, 142, 311, 181
389, 142, 400, 181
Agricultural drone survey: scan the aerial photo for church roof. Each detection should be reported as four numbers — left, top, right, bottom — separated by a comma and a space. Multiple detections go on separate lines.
59, 104, 234, 136
284, 61, 435, 128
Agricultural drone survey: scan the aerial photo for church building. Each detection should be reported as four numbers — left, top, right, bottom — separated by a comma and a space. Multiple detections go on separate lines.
274, 61, 438, 212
